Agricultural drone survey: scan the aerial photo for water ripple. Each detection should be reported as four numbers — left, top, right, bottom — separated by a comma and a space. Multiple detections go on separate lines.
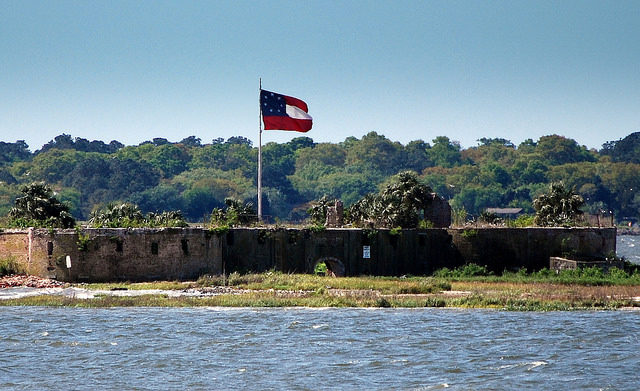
1, 307, 640, 390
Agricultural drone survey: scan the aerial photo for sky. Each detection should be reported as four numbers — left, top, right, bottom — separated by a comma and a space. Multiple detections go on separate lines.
1, 0, 639, 151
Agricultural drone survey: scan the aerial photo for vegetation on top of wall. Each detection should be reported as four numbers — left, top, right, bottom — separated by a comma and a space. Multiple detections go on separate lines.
533, 182, 585, 227
89, 202, 187, 228
307, 195, 336, 225
345, 171, 435, 228
209, 198, 256, 227
8, 182, 76, 228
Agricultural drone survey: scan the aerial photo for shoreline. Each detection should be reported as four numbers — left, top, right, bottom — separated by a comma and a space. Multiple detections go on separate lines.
2, 274, 640, 311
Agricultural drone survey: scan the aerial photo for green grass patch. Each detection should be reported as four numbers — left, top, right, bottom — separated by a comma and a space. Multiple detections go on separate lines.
0, 256, 24, 276
197, 271, 450, 294
432, 263, 640, 286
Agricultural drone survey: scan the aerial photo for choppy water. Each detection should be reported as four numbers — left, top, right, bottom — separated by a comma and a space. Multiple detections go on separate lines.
1, 307, 639, 390
618, 235, 640, 264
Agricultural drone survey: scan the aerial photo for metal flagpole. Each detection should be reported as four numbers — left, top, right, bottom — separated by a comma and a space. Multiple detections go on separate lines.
257, 78, 262, 221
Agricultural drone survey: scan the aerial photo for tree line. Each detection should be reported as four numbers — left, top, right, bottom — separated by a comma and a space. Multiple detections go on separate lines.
0, 131, 639, 223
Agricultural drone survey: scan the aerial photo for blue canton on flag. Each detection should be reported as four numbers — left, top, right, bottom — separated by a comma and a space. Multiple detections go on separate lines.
260, 90, 287, 117
260, 89, 312, 132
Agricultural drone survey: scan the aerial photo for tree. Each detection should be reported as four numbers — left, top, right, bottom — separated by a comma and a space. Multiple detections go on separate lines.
428, 136, 464, 168
0, 140, 31, 167
210, 198, 256, 226
346, 171, 434, 228
533, 182, 584, 226
535, 135, 595, 166
89, 202, 145, 228
9, 182, 75, 228
307, 195, 336, 225
601, 131, 640, 164
344, 131, 406, 177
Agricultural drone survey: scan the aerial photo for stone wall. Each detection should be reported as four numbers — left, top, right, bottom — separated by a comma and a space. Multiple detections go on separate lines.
448, 227, 617, 273
0, 230, 32, 273
0, 227, 616, 282
4, 228, 222, 282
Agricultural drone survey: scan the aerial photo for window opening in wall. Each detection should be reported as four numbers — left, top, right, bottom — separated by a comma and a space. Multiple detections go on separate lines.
418, 234, 426, 247
181, 239, 189, 255
151, 242, 159, 255
47, 242, 54, 257
226, 232, 234, 246
115, 240, 123, 253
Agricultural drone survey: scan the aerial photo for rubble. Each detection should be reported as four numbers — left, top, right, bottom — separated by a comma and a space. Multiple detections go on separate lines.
0, 274, 66, 289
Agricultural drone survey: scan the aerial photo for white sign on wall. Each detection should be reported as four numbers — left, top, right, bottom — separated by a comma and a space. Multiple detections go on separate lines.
362, 245, 371, 259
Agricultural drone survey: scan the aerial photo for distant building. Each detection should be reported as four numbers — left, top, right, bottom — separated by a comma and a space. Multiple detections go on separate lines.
485, 208, 523, 220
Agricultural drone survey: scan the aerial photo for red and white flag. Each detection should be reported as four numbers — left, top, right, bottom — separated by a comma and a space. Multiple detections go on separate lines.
260, 89, 312, 132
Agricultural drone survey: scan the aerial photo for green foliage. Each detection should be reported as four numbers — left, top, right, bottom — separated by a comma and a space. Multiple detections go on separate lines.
307, 195, 335, 225
433, 263, 492, 278
432, 264, 640, 286
75, 227, 91, 252
146, 211, 188, 228
89, 203, 187, 228
506, 214, 535, 227
306, 224, 326, 233
9, 182, 75, 228
451, 207, 468, 227
533, 182, 584, 226
601, 131, 640, 164
418, 219, 434, 229
0, 255, 23, 276
1, 132, 640, 223
314, 261, 328, 275
346, 171, 433, 228
209, 198, 255, 227
208, 225, 229, 236
89, 202, 145, 228
460, 229, 478, 238
479, 211, 501, 225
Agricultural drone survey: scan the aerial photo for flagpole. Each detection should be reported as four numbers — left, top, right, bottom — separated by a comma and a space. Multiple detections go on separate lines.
257, 78, 263, 222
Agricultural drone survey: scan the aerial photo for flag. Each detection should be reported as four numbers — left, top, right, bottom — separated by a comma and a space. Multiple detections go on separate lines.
260, 89, 312, 132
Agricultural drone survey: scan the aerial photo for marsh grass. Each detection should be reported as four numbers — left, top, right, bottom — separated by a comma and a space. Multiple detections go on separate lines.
197, 271, 450, 294
2, 270, 640, 310
81, 281, 195, 291
435, 264, 640, 286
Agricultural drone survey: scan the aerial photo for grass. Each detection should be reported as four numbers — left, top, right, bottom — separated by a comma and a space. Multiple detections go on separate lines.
203, 271, 451, 294
2, 267, 640, 310
434, 265, 640, 286
0, 256, 24, 276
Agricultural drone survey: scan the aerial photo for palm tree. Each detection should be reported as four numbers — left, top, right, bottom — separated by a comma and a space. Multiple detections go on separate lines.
346, 171, 434, 228
533, 182, 584, 226
9, 182, 75, 228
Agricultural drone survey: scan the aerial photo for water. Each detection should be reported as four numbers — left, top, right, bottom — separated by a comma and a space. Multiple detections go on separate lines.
617, 235, 640, 264
1, 307, 639, 390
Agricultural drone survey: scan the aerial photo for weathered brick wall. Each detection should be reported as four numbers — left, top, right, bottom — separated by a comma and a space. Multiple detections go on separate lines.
0, 227, 617, 281
448, 227, 617, 273
22, 228, 221, 282
0, 230, 32, 273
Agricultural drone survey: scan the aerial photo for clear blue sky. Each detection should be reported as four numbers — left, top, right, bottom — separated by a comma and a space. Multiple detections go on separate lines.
2, 0, 639, 151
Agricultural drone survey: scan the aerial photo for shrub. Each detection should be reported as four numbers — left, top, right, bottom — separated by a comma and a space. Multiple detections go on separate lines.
433, 263, 492, 278
0, 256, 23, 276
209, 198, 255, 227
